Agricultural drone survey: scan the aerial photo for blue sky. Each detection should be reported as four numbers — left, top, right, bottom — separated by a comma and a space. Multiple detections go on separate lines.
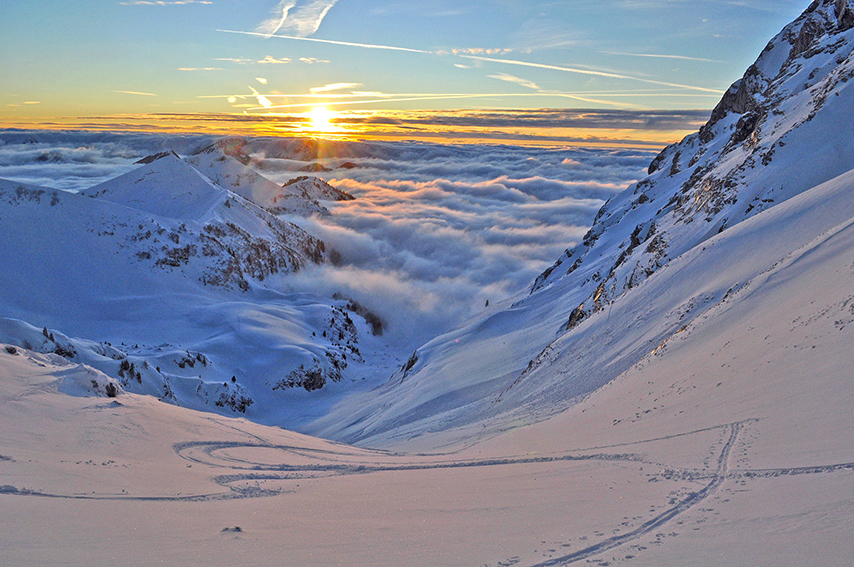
1, 0, 807, 125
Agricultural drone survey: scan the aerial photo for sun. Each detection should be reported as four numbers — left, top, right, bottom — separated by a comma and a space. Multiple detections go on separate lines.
308, 106, 336, 132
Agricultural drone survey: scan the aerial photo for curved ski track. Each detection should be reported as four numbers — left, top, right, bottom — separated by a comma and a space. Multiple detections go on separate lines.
4, 420, 854, 566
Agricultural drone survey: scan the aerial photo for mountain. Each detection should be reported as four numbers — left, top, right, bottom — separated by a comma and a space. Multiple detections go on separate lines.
80, 152, 328, 282
3, 3, 854, 565
0, 154, 380, 421
281, 175, 355, 202
185, 144, 336, 216
310, 0, 854, 446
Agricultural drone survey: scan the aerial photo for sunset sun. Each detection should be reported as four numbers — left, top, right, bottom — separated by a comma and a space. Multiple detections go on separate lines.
308, 106, 336, 132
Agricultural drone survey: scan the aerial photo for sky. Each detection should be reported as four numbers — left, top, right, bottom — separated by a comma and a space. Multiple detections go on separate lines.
1, 0, 808, 142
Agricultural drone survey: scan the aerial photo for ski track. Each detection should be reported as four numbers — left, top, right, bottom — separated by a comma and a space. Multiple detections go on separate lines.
4, 420, 854, 565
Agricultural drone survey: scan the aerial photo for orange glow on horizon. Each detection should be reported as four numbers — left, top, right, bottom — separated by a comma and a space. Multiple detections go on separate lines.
0, 110, 702, 150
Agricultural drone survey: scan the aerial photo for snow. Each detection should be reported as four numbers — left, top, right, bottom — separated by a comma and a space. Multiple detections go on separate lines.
2, 1, 854, 565
82, 153, 227, 221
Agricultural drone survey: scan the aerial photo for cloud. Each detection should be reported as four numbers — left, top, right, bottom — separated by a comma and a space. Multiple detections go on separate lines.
440, 48, 514, 56
119, 1, 212, 5
218, 29, 432, 54
213, 57, 255, 64
215, 56, 292, 65
257, 0, 296, 37
510, 18, 584, 52
310, 83, 363, 93
600, 51, 723, 63
0, 131, 663, 343
112, 90, 157, 96
0, 131, 215, 192
178, 67, 223, 71
299, 57, 329, 64
488, 73, 542, 91
256, 78, 269, 84
258, 55, 291, 64
457, 54, 723, 94
257, 0, 339, 38
248, 86, 273, 108
243, 140, 655, 339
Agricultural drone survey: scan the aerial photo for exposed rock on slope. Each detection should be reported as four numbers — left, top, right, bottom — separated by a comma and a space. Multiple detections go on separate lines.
282, 175, 355, 202
533, 0, 854, 323
80, 153, 328, 290
0, 150, 370, 416
186, 145, 353, 215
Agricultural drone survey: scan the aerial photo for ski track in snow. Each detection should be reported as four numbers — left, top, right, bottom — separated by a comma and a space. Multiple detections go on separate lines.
4, 419, 854, 565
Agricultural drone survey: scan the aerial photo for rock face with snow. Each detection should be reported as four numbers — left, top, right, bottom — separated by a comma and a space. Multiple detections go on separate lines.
312, 0, 854, 444
186, 145, 353, 215
81, 152, 328, 289
281, 175, 354, 203
0, 151, 369, 419
533, 0, 854, 316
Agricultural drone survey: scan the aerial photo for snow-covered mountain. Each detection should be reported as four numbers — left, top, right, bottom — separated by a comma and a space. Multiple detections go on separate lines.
3, 3, 854, 565
79, 152, 329, 285
184, 144, 353, 216
0, 150, 382, 421
311, 0, 854, 445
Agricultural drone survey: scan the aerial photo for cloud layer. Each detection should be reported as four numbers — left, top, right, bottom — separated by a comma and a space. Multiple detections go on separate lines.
0, 131, 655, 344
246, 140, 655, 342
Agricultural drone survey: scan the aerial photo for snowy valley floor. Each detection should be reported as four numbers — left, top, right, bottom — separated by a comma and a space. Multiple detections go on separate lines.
3, 213, 854, 567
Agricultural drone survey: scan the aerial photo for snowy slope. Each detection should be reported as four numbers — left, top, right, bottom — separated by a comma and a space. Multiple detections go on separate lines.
186, 144, 353, 215
185, 145, 334, 216
82, 151, 227, 221
311, 0, 854, 445
3, 163, 854, 564
3, 3, 854, 565
0, 167, 381, 421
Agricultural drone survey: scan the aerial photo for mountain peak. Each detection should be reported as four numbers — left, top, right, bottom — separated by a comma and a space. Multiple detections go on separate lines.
83, 152, 225, 221
134, 150, 180, 165
533, 0, 854, 305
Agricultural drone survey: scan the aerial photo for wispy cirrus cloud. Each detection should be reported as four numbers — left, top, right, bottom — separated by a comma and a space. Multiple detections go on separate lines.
258, 1, 296, 37
437, 47, 514, 56
600, 51, 723, 63
213, 57, 254, 64
248, 86, 273, 108
459, 55, 723, 94
218, 29, 431, 54
119, 1, 212, 5
214, 55, 292, 65
310, 83, 363, 93
488, 73, 542, 91
257, 0, 339, 38
112, 90, 157, 96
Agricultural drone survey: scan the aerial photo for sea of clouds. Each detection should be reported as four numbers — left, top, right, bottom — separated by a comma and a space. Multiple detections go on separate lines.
0, 130, 656, 342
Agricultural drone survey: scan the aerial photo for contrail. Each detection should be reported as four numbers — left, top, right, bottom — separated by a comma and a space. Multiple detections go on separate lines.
218, 30, 722, 94
241, 91, 646, 112
217, 29, 432, 54
458, 55, 723, 94
112, 90, 158, 96
601, 51, 723, 63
